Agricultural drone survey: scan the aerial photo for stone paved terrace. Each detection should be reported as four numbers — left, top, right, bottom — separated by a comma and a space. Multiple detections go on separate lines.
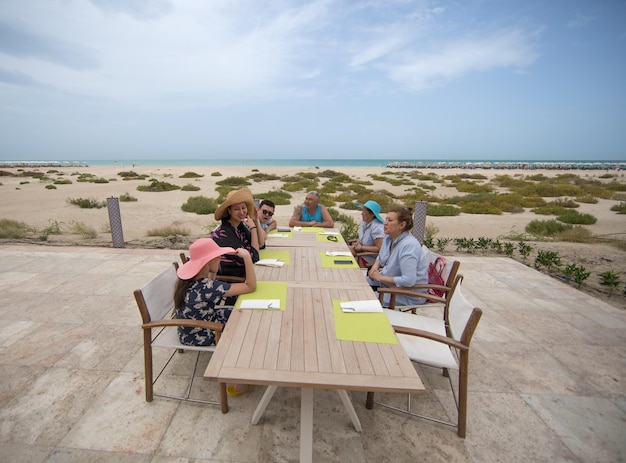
0, 244, 624, 462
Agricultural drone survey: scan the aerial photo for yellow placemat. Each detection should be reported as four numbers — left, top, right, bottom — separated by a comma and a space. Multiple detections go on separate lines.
333, 300, 398, 344
235, 281, 288, 311
316, 232, 345, 244
320, 251, 358, 268
259, 249, 291, 265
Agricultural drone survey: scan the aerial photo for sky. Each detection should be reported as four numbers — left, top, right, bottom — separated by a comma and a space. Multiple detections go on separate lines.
0, 0, 625, 162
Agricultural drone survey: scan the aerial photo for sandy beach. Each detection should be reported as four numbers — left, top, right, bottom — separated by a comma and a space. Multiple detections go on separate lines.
1, 163, 625, 307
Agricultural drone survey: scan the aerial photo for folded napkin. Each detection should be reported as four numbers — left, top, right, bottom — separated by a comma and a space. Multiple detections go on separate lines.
325, 251, 352, 257
318, 231, 340, 235
269, 233, 289, 238
255, 259, 285, 267
340, 300, 384, 313
239, 299, 281, 310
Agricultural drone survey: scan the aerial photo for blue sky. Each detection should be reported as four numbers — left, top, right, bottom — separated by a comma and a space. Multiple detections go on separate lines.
0, 0, 625, 161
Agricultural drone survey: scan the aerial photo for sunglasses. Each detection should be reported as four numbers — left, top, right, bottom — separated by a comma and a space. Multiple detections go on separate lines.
326, 235, 338, 242
261, 209, 274, 216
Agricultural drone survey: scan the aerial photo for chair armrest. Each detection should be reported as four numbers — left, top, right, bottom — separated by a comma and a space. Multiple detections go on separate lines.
392, 325, 468, 351
377, 287, 446, 306
143, 319, 224, 333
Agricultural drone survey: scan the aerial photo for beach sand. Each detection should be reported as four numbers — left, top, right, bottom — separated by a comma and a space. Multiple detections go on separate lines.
1, 163, 625, 307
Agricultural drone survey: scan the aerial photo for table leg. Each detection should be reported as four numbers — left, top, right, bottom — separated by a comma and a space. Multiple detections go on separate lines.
251, 385, 278, 425
336, 390, 362, 432
300, 387, 313, 463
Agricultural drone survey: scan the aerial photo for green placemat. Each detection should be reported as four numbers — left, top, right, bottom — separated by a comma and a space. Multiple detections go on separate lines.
320, 251, 358, 268
333, 300, 398, 344
259, 249, 291, 265
316, 232, 345, 244
235, 281, 288, 311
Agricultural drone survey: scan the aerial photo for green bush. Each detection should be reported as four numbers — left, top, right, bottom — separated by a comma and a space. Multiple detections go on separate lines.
0, 218, 32, 238
179, 171, 204, 178
460, 202, 502, 215
525, 219, 572, 237
216, 176, 251, 187
610, 202, 626, 214
181, 183, 201, 191
256, 190, 292, 205
53, 179, 72, 185
210, 171, 222, 177
147, 225, 190, 237
559, 225, 594, 243
45, 184, 56, 189
119, 192, 138, 202
181, 196, 219, 215
136, 179, 181, 192
557, 209, 597, 225
67, 197, 106, 209
248, 172, 281, 182
427, 204, 461, 216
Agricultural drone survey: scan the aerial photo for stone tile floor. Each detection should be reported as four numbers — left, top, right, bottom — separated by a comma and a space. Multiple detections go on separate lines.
0, 244, 624, 462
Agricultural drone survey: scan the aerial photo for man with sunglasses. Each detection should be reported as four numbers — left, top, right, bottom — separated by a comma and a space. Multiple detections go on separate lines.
254, 199, 277, 249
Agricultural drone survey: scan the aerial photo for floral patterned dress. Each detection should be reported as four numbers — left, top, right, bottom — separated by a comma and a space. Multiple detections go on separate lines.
176, 278, 233, 346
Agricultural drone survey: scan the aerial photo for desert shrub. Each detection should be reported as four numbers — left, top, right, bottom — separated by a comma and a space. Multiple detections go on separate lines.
119, 192, 138, 202
39, 220, 63, 240
531, 204, 567, 216
427, 204, 461, 216
93, 178, 110, 183
318, 169, 344, 178
525, 219, 572, 237
575, 195, 598, 204
0, 218, 32, 239
210, 171, 222, 177
256, 190, 292, 205
216, 176, 251, 187
68, 221, 97, 239
559, 225, 594, 243
45, 185, 56, 189
453, 180, 493, 194
610, 202, 626, 214
118, 171, 139, 177
248, 172, 281, 182
551, 198, 579, 208
535, 250, 561, 271
147, 225, 190, 237
181, 183, 201, 191
67, 197, 106, 209
282, 179, 317, 192
179, 171, 204, 178
181, 196, 219, 215
460, 202, 502, 215
136, 179, 181, 192
53, 179, 72, 185
557, 209, 597, 225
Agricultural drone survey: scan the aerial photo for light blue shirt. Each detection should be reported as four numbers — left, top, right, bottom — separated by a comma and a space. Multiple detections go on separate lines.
359, 220, 384, 265
368, 231, 428, 306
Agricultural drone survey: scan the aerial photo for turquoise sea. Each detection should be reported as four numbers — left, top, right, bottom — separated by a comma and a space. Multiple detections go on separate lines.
2, 158, 624, 169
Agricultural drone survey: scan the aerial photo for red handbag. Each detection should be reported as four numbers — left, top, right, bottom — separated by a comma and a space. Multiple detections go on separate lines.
427, 257, 446, 298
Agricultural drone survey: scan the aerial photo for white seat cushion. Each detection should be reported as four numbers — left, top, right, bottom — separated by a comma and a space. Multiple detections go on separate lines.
383, 309, 458, 370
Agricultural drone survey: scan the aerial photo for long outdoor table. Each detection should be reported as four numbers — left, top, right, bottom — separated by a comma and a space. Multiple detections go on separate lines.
204, 241, 424, 462
265, 227, 348, 248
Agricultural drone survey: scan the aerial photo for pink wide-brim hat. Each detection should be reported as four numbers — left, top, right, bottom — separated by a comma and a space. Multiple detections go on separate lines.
177, 238, 235, 280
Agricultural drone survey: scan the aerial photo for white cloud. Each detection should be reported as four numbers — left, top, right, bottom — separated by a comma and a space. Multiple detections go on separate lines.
384, 28, 539, 91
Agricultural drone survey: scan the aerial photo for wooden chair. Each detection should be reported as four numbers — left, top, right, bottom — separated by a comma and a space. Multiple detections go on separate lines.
179, 252, 244, 283
366, 275, 482, 437
346, 239, 379, 269
133, 263, 228, 412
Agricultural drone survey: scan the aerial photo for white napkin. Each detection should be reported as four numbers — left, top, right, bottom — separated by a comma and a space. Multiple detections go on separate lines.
293, 226, 302, 231
239, 299, 281, 310
255, 259, 285, 267
319, 231, 340, 235
270, 233, 289, 238
325, 251, 352, 257
340, 300, 383, 313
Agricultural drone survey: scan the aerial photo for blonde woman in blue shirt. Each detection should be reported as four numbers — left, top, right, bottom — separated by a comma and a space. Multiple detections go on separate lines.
367, 204, 429, 307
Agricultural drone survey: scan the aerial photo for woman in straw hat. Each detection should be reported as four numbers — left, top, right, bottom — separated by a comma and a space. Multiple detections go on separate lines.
211, 187, 260, 277
174, 237, 256, 395
348, 200, 385, 267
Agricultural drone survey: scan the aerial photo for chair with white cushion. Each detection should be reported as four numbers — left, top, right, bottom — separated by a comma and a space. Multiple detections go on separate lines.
366, 275, 482, 437
134, 263, 228, 412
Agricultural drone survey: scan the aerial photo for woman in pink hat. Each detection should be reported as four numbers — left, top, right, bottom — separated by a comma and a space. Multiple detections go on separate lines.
174, 238, 256, 395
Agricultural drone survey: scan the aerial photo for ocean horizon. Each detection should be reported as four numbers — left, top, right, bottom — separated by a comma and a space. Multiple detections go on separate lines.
2, 158, 625, 169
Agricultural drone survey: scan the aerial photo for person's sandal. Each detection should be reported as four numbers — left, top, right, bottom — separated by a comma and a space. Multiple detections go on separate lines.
227, 384, 250, 396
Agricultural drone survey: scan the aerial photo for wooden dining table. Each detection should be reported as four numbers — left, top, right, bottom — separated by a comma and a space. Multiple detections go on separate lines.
204, 229, 424, 462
